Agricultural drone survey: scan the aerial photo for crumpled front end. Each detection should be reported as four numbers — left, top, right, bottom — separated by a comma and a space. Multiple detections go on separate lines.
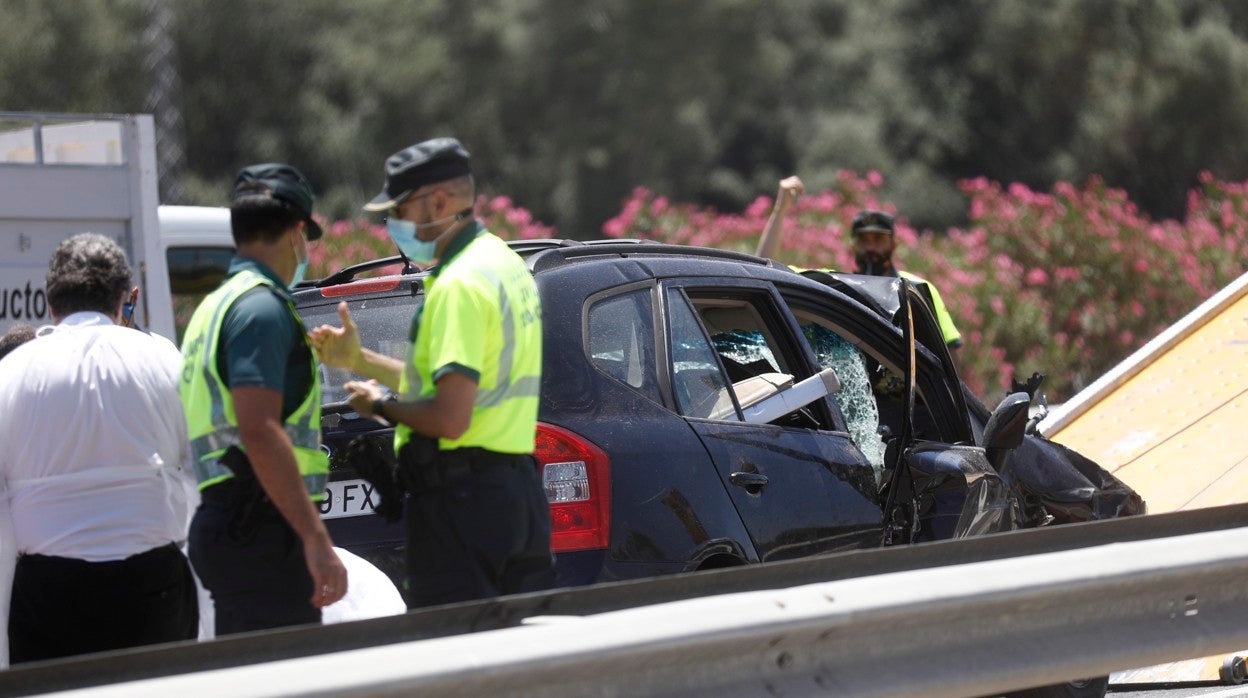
1004, 434, 1148, 527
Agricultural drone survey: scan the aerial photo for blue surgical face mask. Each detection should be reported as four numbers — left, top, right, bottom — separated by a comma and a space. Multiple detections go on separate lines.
386, 209, 466, 265
387, 218, 437, 265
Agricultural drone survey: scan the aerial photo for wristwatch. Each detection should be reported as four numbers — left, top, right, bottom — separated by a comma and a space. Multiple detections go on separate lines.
371, 392, 398, 426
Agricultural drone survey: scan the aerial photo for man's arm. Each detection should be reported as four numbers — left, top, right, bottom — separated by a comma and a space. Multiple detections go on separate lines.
308, 301, 403, 389
755, 176, 804, 259
344, 372, 477, 440
232, 386, 347, 607
922, 281, 964, 375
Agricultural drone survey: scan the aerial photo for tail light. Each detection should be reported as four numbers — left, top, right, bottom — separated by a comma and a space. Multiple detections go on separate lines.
535, 422, 611, 552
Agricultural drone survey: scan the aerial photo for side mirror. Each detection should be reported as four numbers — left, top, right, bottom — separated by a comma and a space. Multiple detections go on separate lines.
983, 391, 1031, 471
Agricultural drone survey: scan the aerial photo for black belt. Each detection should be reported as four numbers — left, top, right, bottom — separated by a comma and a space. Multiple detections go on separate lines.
18, 542, 182, 567
402, 447, 532, 493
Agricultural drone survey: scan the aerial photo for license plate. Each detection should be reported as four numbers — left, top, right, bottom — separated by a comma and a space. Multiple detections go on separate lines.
319, 478, 379, 519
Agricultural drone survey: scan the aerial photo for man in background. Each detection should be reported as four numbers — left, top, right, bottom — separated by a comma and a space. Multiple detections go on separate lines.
758, 176, 964, 358
0, 233, 198, 663
849, 208, 964, 357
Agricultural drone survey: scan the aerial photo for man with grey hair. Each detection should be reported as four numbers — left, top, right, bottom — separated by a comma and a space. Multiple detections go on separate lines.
0, 233, 198, 664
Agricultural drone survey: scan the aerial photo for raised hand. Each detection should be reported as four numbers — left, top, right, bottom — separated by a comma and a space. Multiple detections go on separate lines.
308, 301, 362, 370
778, 175, 804, 204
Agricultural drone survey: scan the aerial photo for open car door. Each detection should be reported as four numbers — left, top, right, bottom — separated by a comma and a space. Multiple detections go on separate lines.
794, 271, 1029, 544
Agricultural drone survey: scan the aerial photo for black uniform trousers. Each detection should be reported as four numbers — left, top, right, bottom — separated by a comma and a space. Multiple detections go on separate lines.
404, 448, 556, 609
8, 542, 198, 664
188, 480, 320, 635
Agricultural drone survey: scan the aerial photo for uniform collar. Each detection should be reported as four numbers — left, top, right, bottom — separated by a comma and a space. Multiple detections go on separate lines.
229, 255, 295, 300
431, 220, 485, 278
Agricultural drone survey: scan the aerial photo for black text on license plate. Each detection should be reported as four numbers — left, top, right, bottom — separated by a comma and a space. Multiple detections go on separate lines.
319, 479, 379, 519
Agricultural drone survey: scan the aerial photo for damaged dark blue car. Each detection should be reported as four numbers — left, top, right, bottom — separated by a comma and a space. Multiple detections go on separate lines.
298, 240, 1143, 593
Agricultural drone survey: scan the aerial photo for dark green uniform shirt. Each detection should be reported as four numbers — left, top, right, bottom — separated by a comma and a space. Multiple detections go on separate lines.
215, 256, 312, 418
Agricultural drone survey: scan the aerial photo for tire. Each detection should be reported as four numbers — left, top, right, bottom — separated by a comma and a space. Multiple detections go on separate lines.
1007, 676, 1109, 698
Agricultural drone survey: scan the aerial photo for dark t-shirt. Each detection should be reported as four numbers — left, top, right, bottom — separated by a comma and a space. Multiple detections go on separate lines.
215, 258, 312, 419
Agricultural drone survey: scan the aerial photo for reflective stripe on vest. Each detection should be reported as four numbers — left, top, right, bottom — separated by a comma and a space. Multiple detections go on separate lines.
473, 263, 541, 408
395, 234, 541, 453
898, 270, 962, 347
179, 269, 328, 497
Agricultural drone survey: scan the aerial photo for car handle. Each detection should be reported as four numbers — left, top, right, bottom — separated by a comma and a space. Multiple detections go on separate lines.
729, 471, 770, 490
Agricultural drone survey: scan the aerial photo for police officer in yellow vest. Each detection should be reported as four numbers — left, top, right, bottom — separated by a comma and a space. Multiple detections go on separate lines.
849, 209, 964, 355
309, 138, 555, 608
759, 176, 964, 361
181, 164, 347, 634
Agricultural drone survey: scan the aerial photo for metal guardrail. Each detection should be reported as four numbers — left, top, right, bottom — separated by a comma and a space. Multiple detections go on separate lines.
5, 503, 1248, 697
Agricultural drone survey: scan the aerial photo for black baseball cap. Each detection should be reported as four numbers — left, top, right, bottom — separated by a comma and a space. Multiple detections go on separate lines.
231, 163, 323, 240
851, 210, 895, 235
364, 137, 472, 212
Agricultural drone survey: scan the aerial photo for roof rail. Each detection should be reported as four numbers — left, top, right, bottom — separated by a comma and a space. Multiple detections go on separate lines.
310, 240, 589, 287
526, 240, 779, 274
312, 255, 415, 287
308, 238, 756, 287
505, 238, 588, 256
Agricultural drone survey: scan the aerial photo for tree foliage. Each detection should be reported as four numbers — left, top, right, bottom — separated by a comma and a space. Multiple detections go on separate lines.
598, 172, 1248, 402
4, 0, 1248, 234
4, 0, 1246, 400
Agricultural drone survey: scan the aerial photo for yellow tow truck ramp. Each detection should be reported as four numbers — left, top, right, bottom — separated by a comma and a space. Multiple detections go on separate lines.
1041, 269, 1248, 685
1041, 270, 1248, 513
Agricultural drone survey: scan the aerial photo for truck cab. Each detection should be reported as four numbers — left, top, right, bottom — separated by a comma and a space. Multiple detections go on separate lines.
152, 205, 233, 344
0, 112, 233, 343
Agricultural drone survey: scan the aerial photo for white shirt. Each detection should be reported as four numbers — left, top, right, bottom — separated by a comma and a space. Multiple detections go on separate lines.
0, 312, 196, 562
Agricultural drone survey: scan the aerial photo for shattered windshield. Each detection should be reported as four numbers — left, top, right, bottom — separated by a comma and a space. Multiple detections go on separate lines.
801, 323, 886, 483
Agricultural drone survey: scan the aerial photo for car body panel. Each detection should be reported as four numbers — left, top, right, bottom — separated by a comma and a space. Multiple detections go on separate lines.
293, 240, 1142, 594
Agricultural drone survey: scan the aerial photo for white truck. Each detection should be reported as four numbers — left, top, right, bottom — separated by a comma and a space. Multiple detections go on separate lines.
0, 112, 233, 344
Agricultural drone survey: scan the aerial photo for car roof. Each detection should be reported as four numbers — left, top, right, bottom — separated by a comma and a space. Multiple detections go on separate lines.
296, 238, 798, 294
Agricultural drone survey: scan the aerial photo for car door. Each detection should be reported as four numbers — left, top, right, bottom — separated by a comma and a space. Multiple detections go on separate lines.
778, 276, 1022, 543
662, 281, 882, 562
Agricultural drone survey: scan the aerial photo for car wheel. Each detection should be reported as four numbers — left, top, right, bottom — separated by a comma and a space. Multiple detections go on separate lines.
1006, 676, 1108, 698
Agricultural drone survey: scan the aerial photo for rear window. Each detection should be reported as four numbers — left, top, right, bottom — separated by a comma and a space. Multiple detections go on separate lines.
298, 295, 417, 405
586, 289, 662, 404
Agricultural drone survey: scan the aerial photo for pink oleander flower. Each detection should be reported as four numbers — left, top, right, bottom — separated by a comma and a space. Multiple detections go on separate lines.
506, 208, 532, 226
744, 196, 772, 219
603, 217, 627, 238
489, 195, 513, 211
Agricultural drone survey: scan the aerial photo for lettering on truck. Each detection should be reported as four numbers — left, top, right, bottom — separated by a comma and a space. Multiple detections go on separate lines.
0, 278, 49, 324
